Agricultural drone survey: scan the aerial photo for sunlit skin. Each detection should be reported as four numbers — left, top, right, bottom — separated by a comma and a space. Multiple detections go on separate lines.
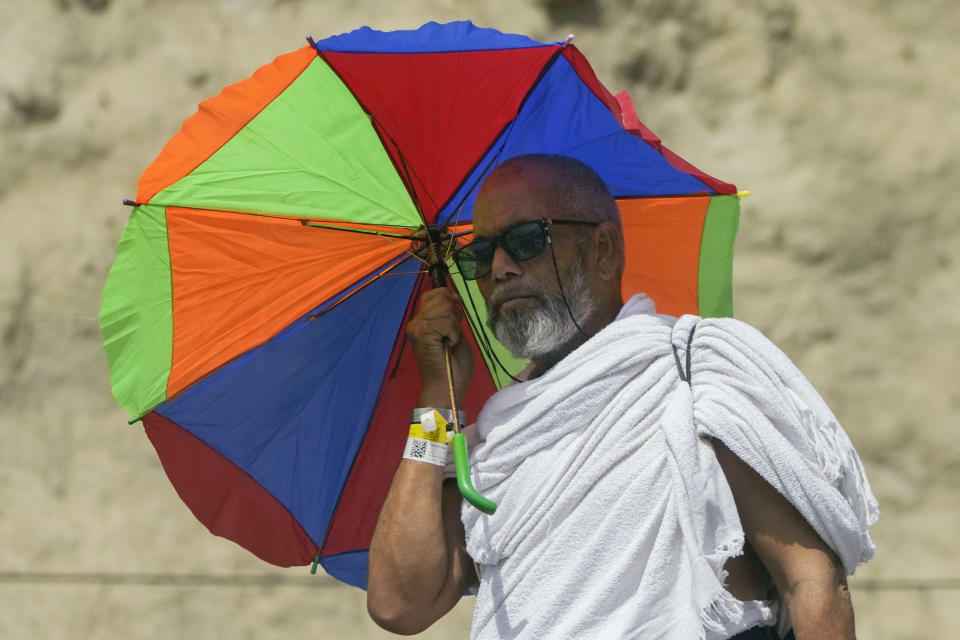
366, 159, 855, 639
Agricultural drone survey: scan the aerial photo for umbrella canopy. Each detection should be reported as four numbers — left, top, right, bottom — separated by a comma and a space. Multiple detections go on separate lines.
100, 21, 741, 589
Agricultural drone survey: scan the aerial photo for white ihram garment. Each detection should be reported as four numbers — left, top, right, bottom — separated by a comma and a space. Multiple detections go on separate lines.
460, 294, 877, 639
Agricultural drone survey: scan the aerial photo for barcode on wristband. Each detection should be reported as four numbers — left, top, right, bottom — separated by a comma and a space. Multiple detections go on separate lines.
410, 439, 427, 459
402, 437, 448, 467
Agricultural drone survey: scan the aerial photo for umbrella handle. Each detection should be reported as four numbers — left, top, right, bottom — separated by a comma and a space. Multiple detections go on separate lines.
427, 233, 498, 516
443, 343, 498, 516
452, 433, 497, 515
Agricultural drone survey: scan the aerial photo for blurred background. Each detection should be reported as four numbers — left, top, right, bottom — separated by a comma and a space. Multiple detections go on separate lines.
1, 0, 957, 638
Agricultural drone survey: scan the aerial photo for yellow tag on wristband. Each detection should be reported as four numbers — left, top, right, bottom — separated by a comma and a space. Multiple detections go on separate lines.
402, 410, 453, 466
408, 423, 451, 444
409, 409, 451, 443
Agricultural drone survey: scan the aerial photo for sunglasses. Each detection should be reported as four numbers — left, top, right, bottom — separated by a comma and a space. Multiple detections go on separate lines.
453, 218, 599, 280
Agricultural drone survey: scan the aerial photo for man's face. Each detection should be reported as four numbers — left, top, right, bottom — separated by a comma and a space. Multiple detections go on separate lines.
471, 171, 596, 359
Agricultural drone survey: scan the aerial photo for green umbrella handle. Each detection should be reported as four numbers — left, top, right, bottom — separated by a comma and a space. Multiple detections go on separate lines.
452, 432, 497, 515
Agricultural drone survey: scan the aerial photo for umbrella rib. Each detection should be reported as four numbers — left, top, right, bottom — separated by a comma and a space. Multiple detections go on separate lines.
437, 114, 519, 228
299, 221, 432, 268
436, 48, 565, 227
128, 251, 415, 425
386, 269, 428, 382
375, 233, 429, 266
442, 199, 469, 264
299, 221, 414, 238
312, 49, 441, 222
383, 127, 442, 220
393, 147, 428, 225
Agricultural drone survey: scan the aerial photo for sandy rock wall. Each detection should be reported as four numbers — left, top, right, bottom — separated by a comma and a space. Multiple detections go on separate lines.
1, 0, 957, 637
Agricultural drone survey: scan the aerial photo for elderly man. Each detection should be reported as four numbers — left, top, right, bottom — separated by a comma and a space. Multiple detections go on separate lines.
367, 154, 877, 639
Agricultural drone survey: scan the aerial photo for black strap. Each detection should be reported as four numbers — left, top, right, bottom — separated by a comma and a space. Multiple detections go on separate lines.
672, 323, 697, 384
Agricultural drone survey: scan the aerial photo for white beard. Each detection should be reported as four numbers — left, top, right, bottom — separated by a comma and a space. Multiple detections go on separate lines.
487, 252, 594, 360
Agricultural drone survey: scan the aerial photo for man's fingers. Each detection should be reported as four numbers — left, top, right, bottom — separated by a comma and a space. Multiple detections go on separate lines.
417, 304, 462, 321
407, 288, 466, 348
406, 287, 475, 403
414, 290, 463, 334
419, 287, 460, 303
417, 289, 462, 316
418, 316, 463, 346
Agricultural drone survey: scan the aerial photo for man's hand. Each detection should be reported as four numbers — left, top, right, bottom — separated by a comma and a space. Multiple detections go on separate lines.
406, 287, 474, 408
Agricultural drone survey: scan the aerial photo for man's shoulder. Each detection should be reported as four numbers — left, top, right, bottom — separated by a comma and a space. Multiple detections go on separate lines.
688, 316, 808, 392
693, 317, 781, 352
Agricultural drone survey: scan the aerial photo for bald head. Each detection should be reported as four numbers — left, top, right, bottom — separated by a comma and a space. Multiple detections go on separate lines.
474, 154, 625, 283
478, 154, 622, 227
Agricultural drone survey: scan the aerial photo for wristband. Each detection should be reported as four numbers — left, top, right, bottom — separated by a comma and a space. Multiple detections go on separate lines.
402, 436, 449, 466
402, 408, 460, 467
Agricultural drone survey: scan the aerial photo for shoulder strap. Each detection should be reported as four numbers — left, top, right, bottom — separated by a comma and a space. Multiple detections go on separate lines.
672, 321, 698, 385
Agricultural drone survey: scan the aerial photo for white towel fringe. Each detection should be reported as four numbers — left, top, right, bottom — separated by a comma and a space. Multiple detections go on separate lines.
701, 586, 746, 636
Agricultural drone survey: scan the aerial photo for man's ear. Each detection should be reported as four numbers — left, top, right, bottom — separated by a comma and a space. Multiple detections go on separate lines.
592, 222, 623, 282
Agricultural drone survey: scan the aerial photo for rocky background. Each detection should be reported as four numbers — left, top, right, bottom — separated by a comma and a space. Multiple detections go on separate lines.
1, 0, 957, 638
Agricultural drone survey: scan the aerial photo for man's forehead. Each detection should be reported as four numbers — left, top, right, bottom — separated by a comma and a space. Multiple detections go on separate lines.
473, 170, 553, 234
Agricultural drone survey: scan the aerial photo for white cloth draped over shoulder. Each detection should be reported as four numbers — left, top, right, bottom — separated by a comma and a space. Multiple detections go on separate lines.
460, 294, 878, 640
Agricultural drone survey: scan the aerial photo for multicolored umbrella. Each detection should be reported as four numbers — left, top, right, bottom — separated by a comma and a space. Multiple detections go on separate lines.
100, 21, 741, 589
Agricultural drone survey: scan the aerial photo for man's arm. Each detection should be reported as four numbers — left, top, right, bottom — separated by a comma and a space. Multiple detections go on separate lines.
366, 287, 477, 634
367, 469, 476, 634
713, 440, 856, 640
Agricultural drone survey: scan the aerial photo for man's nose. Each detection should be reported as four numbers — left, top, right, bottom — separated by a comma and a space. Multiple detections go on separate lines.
490, 244, 521, 281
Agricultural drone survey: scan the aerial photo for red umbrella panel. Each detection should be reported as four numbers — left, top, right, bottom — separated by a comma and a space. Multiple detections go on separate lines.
100, 21, 740, 588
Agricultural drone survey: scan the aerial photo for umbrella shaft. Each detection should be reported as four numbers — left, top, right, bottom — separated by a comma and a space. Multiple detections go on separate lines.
443, 343, 461, 435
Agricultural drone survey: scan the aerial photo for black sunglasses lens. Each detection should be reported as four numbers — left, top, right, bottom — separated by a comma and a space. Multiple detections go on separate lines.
454, 221, 546, 280
455, 241, 494, 280
502, 221, 546, 262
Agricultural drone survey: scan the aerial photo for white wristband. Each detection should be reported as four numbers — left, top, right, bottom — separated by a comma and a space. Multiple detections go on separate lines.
402, 438, 449, 467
